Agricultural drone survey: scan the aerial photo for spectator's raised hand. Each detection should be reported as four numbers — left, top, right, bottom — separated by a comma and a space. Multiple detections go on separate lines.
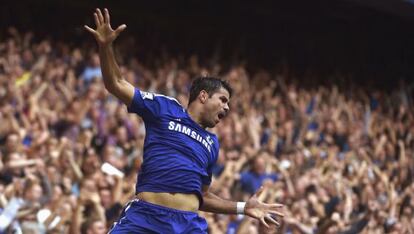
84, 8, 126, 46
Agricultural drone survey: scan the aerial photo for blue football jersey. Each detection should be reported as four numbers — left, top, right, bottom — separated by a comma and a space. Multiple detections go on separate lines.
127, 88, 219, 204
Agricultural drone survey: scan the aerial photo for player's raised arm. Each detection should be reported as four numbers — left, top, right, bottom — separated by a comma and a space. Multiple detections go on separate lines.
84, 8, 134, 105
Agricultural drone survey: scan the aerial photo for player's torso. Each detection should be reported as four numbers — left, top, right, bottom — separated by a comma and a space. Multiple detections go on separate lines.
143, 112, 218, 169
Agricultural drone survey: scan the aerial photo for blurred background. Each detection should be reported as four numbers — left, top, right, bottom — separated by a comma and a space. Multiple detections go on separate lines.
2, 0, 414, 86
1, 0, 414, 233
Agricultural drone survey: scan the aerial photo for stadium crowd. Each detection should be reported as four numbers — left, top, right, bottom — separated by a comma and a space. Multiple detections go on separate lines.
0, 28, 414, 234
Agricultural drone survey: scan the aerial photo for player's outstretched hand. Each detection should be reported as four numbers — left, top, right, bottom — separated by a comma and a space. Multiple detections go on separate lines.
245, 186, 284, 228
84, 8, 126, 46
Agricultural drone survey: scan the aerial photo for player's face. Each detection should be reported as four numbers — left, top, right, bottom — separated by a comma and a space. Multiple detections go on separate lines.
203, 87, 230, 128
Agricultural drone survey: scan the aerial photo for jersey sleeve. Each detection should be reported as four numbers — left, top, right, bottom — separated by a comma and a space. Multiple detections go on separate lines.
202, 137, 220, 186
127, 88, 182, 120
202, 166, 213, 186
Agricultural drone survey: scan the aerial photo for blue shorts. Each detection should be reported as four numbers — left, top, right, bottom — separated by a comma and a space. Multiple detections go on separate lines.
109, 199, 208, 234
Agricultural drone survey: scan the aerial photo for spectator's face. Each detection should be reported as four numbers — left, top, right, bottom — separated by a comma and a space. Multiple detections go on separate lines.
8, 153, 23, 176
6, 134, 19, 152
403, 206, 412, 216
326, 225, 340, 234
389, 222, 402, 233
51, 185, 63, 202
82, 153, 100, 175
226, 150, 239, 161
82, 179, 98, 193
25, 184, 43, 202
47, 166, 62, 184
253, 157, 265, 174
87, 221, 106, 234
277, 127, 285, 137
326, 122, 335, 134
116, 127, 128, 144
258, 222, 279, 234
91, 54, 100, 67
99, 189, 112, 208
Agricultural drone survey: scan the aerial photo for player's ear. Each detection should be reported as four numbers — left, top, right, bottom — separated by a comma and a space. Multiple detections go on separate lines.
199, 90, 209, 104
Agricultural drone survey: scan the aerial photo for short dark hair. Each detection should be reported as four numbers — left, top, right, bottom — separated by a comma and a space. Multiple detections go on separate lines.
188, 76, 233, 105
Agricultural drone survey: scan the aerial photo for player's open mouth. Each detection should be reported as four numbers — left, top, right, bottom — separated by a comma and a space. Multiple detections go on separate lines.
218, 112, 225, 120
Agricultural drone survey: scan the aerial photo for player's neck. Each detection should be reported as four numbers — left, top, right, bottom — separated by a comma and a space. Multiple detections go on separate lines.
187, 104, 206, 129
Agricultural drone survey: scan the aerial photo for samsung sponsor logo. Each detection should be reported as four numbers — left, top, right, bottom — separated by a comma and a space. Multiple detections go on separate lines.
168, 121, 212, 152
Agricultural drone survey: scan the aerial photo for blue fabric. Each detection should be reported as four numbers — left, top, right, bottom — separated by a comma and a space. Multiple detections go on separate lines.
370, 97, 378, 111
212, 163, 225, 177
226, 220, 240, 234
81, 66, 102, 81
240, 172, 278, 194
307, 122, 319, 131
0, 208, 3, 234
260, 128, 271, 146
22, 135, 32, 147
127, 88, 219, 205
306, 97, 316, 115
275, 139, 284, 156
109, 199, 208, 234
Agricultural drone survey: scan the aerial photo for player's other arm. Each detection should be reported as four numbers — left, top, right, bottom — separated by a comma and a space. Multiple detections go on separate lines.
200, 185, 238, 214
85, 8, 134, 106
200, 185, 285, 228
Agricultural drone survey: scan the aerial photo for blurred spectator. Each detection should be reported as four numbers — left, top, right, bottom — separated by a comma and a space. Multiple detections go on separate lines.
0, 27, 413, 233
81, 53, 102, 84
240, 155, 279, 195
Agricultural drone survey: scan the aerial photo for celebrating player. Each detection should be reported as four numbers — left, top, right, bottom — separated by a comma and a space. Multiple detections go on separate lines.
85, 8, 284, 233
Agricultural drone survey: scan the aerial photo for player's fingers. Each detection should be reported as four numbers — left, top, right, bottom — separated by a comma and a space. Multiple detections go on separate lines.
114, 24, 127, 35
94, 13, 100, 27
104, 8, 110, 24
254, 186, 265, 198
84, 25, 97, 35
269, 210, 284, 217
260, 217, 269, 228
265, 215, 280, 227
96, 8, 105, 25
267, 204, 283, 211
269, 203, 284, 209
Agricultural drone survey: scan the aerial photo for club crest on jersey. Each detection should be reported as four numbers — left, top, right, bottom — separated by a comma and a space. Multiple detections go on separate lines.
140, 91, 154, 100
206, 135, 214, 145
